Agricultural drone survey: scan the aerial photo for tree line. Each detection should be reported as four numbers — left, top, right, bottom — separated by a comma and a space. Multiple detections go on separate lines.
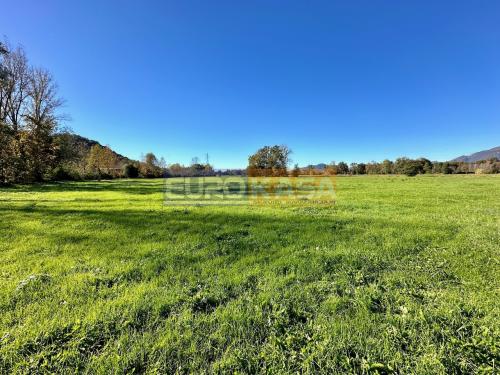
299, 157, 499, 176
0, 42, 220, 184
0, 41, 64, 184
248, 146, 499, 177
1, 42, 498, 185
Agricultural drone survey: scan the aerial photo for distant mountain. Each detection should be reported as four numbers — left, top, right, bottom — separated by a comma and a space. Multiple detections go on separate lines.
452, 146, 500, 162
305, 163, 327, 170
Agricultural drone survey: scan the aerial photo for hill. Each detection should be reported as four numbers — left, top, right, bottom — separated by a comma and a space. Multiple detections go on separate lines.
453, 146, 500, 162
55, 132, 131, 164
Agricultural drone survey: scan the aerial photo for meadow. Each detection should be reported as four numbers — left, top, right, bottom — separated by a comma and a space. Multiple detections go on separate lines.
0, 175, 498, 374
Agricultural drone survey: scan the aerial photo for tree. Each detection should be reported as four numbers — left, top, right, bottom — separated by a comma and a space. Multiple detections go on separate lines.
52, 132, 88, 177
405, 161, 422, 176
0, 42, 63, 183
190, 163, 206, 175
350, 163, 366, 175
441, 162, 454, 174
381, 159, 393, 174
324, 162, 337, 176
337, 162, 349, 175
158, 157, 167, 169
2, 45, 29, 132
86, 144, 119, 179
0, 42, 8, 82
291, 163, 300, 177
141, 152, 162, 177
394, 157, 410, 174
24, 68, 63, 181
0, 42, 11, 184
123, 163, 139, 178
0, 43, 29, 183
418, 158, 433, 174
394, 157, 422, 176
168, 163, 185, 177
247, 145, 291, 177
144, 152, 158, 167
366, 162, 381, 174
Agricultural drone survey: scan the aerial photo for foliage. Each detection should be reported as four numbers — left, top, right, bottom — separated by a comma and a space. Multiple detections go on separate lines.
1, 40, 499, 184
123, 163, 139, 178
299, 158, 500, 176
86, 145, 121, 180
350, 162, 367, 175
49, 166, 79, 181
337, 161, 349, 174
0, 42, 62, 184
248, 145, 291, 176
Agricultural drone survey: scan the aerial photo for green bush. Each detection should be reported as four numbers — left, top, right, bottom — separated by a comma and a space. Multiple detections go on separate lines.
123, 164, 139, 178
49, 166, 80, 181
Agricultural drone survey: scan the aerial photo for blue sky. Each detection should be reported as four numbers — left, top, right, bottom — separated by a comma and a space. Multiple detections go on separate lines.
2, 1, 499, 168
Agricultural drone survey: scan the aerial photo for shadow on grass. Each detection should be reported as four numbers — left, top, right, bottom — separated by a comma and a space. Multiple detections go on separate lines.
0, 179, 167, 195
0, 202, 472, 374
0, 177, 337, 199
1, 203, 459, 266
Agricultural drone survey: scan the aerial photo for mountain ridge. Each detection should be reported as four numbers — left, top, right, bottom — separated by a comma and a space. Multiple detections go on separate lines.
452, 146, 500, 162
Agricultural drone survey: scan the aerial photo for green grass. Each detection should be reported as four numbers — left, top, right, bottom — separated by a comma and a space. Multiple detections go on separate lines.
0, 175, 498, 374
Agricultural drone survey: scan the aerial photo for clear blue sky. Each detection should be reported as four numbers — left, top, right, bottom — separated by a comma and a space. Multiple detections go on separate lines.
2, 1, 499, 168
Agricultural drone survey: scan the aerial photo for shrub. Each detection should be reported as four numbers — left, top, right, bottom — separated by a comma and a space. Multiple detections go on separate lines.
49, 166, 80, 181
403, 162, 420, 176
123, 164, 139, 178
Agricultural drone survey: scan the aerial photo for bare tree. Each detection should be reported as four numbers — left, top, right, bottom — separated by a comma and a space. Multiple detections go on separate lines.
144, 152, 159, 167
1, 46, 29, 131
0, 40, 65, 183
0, 43, 30, 183
0, 43, 10, 184
25, 67, 63, 132
0, 42, 8, 86
0, 42, 11, 124
141, 152, 163, 177
22, 67, 64, 181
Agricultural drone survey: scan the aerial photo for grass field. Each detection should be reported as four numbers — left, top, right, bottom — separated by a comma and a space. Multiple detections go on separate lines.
0, 175, 499, 374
